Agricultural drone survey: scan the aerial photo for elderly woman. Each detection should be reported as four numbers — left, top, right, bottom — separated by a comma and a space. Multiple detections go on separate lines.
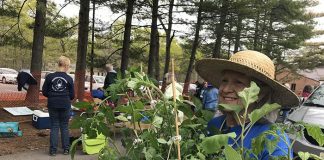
195, 50, 299, 159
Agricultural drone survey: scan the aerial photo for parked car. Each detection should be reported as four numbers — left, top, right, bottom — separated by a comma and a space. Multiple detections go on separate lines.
68, 74, 95, 90
286, 84, 324, 156
39, 71, 53, 91
0, 68, 18, 84
85, 75, 105, 90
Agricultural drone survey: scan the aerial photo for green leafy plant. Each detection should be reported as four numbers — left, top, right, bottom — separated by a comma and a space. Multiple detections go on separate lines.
69, 70, 324, 160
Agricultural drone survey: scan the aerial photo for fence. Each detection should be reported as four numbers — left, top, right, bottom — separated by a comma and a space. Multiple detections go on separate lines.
0, 83, 92, 108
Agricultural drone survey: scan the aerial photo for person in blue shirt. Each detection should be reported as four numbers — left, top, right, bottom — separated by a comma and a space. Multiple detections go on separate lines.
195, 50, 299, 159
42, 56, 74, 156
202, 82, 218, 112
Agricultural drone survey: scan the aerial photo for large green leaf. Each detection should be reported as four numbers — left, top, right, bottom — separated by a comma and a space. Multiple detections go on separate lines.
115, 105, 132, 114
238, 81, 260, 108
265, 133, 280, 154
201, 132, 236, 154
248, 103, 281, 124
201, 110, 214, 121
152, 116, 163, 128
115, 115, 129, 122
70, 137, 81, 160
251, 134, 265, 155
142, 147, 156, 160
309, 153, 324, 160
197, 152, 206, 160
127, 79, 137, 89
218, 104, 242, 113
69, 116, 86, 129
157, 138, 168, 144
178, 102, 194, 118
133, 101, 144, 110
191, 96, 203, 109
298, 152, 310, 160
98, 122, 110, 137
73, 101, 93, 109
184, 124, 202, 130
224, 145, 242, 160
304, 124, 324, 146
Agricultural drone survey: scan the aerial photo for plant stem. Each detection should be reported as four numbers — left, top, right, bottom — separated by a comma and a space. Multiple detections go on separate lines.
167, 143, 172, 160
240, 104, 249, 160
107, 137, 122, 156
171, 59, 181, 160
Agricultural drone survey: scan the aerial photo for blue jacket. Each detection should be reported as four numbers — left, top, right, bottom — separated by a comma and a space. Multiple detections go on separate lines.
42, 72, 74, 109
207, 115, 292, 159
202, 87, 218, 111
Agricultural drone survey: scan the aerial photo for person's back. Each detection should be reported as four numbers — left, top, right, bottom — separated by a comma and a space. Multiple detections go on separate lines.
103, 64, 117, 90
202, 85, 218, 111
163, 72, 183, 100
41, 56, 74, 156
42, 72, 74, 108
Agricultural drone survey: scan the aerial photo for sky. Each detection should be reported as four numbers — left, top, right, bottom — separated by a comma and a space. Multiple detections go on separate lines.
55, 0, 324, 42
306, 0, 324, 42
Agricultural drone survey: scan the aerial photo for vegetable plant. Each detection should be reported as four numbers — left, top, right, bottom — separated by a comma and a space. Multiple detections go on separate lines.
70, 69, 324, 160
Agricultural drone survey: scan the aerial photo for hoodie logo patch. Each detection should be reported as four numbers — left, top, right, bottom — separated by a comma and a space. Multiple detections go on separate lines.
51, 77, 68, 92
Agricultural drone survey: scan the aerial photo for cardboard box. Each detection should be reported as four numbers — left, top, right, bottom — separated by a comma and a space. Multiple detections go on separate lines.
32, 110, 51, 129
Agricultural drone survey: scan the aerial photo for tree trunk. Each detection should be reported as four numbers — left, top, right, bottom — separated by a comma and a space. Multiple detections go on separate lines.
227, 18, 232, 58
154, 32, 160, 80
25, 0, 47, 104
264, 17, 273, 58
253, 12, 260, 51
90, 0, 96, 91
259, 13, 267, 49
234, 14, 242, 53
161, 0, 174, 92
74, 0, 90, 101
120, 0, 135, 78
212, 0, 228, 58
148, 0, 159, 78
183, 0, 203, 95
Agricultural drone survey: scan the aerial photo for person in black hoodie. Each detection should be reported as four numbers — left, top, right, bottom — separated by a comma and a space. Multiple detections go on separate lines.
42, 56, 74, 156
103, 63, 117, 90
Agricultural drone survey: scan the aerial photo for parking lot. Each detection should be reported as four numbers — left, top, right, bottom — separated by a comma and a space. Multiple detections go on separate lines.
0, 83, 20, 93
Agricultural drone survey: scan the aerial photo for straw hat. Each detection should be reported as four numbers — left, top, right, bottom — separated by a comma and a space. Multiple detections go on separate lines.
195, 50, 299, 107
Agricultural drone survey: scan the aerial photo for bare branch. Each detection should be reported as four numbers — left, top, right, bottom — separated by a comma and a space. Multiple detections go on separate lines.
158, 15, 167, 31
105, 48, 123, 63
45, 0, 73, 27
17, 0, 30, 44
107, 13, 126, 30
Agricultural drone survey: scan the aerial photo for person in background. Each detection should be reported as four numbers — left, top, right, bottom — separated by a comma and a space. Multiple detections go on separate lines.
196, 50, 299, 159
163, 72, 183, 100
42, 56, 74, 156
103, 63, 117, 90
199, 82, 207, 100
301, 85, 313, 102
194, 80, 204, 101
202, 82, 219, 112
163, 72, 184, 123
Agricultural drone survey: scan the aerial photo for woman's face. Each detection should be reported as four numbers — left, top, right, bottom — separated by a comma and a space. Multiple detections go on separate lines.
219, 70, 251, 106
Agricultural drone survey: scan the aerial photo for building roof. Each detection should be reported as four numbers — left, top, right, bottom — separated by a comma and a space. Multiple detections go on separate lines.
298, 67, 324, 81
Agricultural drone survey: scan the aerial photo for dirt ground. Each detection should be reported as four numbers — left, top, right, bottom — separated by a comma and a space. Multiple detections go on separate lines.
0, 107, 81, 156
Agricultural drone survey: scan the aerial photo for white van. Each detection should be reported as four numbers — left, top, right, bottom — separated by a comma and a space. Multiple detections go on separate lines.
0, 68, 18, 84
